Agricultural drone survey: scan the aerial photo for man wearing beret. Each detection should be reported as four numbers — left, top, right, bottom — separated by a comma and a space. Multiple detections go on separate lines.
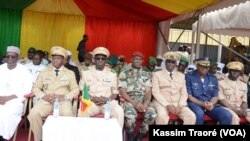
28, 46, 79, 141
144, 56, 157, 72
185, 57, 232, 125
78, 47, 124, 128
118, 51, 156, 141
78, 52, 93, 78
209, 61, 224, 80
152, 51, 196, 125
177, 56, 189, 74
0, 46, 33, 141
218, 61, 250, 124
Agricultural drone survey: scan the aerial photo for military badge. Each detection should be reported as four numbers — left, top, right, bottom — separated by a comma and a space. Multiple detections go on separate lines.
43, 84, 48, 90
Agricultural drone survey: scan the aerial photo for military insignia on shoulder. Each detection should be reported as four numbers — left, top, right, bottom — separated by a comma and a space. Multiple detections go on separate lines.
218, 77, 224, 81
110, 69, 116, 73
240, 79, 247, 83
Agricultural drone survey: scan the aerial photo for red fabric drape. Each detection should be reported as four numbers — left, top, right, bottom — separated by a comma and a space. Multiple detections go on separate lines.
85, 17, 157, 66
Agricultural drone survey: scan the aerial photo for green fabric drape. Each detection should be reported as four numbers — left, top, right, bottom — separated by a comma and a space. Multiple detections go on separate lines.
0, 8, 22, 56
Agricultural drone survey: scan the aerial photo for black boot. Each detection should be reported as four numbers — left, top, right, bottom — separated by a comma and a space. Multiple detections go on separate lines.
135, 133, 143, 141
127, 133, 134, 141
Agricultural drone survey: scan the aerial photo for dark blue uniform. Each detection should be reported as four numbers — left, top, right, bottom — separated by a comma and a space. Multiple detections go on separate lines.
185, 70, 232, 124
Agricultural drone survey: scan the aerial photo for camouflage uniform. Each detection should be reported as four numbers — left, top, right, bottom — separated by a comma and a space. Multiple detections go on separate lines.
118, 66, 157, 135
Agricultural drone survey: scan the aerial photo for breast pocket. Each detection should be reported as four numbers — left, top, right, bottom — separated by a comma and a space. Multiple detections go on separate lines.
223, 87, 233, 100
159, 81, 171, 90
237, 89, 247, 101
102, 78, 112, 87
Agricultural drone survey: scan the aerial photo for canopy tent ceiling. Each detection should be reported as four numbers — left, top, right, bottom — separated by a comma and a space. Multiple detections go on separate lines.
75, 0, 218, 22
0, 0, 35, 10
1, 0, 219, 22
192, 0, 250, 37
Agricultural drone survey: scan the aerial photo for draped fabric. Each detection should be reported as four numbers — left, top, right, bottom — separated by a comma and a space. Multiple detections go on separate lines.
85, 17, 157, 65
20, 10, 85, 60
0, 8, 22, 56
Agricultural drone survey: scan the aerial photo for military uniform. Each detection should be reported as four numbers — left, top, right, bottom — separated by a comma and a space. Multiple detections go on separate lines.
78, 47, 124, 128
248, 77, 250, 108
214, 72, 225, 80
78, 66, 124, 127
186, 57, 232, 125
153, 69, 196, 124
28, 46, 79, 141
118, 66, 157, 135
218, 61, 250, 124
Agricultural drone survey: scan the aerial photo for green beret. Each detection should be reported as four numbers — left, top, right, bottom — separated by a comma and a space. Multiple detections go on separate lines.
109, 55, 118, 65
180, 56, 189, 64
210, 61, 218, 67
149, 56, 157, 65
28, 47, 36, 52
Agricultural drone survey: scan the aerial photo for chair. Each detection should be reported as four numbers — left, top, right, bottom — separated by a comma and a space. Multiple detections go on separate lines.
27, 95, 79, 141
12, 93, 34, 141
240, 117, 248, 124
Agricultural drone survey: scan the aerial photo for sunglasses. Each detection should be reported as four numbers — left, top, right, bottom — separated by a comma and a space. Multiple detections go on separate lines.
166, 60, 176, 64
5, 55, 17, 59
95, 57, 106, 61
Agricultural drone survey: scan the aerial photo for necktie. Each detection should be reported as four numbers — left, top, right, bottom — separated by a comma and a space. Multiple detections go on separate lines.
55, 69, 59, 77
169, 72, 173, 80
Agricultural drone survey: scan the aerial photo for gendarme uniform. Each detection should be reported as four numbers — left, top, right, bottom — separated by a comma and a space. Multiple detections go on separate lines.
218, 61, 250, 124
152, 51, 196, 125
118, 53, 157, 135
78, 47, 124, 128
28, 46, 79, 141
185, 57, 232, 125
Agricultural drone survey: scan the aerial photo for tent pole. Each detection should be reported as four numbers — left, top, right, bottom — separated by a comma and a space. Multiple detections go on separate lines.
217, 35, 222, 62
195, 11, 202, 59
190, 31, 195, 63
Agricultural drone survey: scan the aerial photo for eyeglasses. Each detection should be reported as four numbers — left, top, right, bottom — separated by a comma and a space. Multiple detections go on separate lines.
95, 57, 106, 61
166, 60, 176, 64
5, 55, 17, 59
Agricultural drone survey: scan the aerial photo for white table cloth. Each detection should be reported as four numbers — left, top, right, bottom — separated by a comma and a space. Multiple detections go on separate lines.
43, 116, 122, 141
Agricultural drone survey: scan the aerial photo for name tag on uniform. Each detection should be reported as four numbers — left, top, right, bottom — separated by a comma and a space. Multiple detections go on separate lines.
60, 76, 69, 81
45, 77, 51, 80
103, 78, 111, 83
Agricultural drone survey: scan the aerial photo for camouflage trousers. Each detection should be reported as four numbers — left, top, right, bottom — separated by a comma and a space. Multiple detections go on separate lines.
122, 93, 157, 135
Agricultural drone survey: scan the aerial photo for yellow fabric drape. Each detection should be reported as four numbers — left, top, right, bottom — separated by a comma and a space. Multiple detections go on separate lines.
143, 0, 218, 14
20, 10, 85, 61
24, 0, 83, 15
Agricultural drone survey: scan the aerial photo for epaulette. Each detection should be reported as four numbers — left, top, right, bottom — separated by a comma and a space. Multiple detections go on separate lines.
208, 73, 216, 78
218, 77, 224, 81
240, 79, 247, 83
122, 67, 132, 73
143, 67, 150, 72
186, 71, 193, 76
110, 69, 116, 74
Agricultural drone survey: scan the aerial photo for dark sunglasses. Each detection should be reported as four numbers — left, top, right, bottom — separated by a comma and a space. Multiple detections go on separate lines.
95, 57, 106, 61
166, 60, 176, 64
5, 55, 17, 59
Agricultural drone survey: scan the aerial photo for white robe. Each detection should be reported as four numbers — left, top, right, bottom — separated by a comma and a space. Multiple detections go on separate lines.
0, 63, 33, 140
